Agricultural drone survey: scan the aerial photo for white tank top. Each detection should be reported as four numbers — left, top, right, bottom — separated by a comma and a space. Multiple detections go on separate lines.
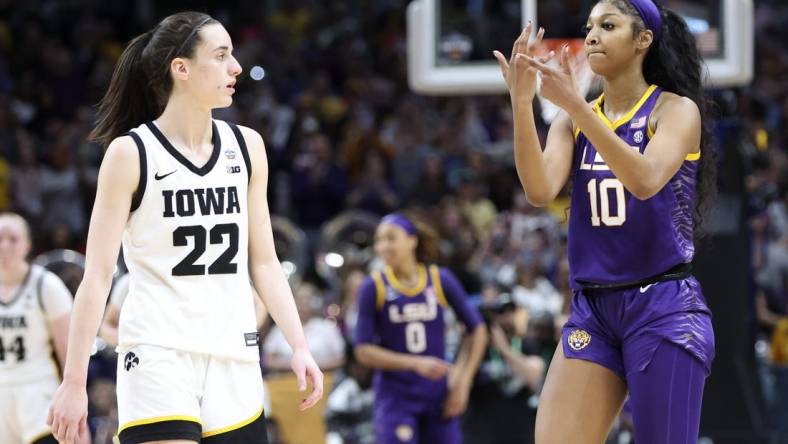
119, 119, 258, 362
0, 264, 72, 385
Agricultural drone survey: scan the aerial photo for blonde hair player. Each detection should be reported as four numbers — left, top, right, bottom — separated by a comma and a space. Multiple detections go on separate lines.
0, 213, 85, 444
47, 11, 323, 444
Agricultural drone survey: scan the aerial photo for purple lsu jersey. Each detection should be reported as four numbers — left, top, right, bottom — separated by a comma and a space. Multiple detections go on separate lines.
569, 85, 700, 289
354, 264, 482, 400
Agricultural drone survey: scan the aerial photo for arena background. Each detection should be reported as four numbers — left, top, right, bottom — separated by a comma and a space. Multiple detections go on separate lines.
0, 0, 785, 443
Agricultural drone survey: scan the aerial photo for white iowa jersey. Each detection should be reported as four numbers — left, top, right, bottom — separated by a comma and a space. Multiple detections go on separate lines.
0, 265, 72, 385
120, 119, 258, 362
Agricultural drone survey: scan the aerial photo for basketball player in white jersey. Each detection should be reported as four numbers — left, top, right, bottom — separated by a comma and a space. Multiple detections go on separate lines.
0, 213, 76, 444
47, 11, 323, 444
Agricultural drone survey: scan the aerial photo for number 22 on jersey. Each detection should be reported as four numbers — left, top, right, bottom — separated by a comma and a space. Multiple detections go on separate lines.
172, 223, 239, 276
587, 178, 626, 227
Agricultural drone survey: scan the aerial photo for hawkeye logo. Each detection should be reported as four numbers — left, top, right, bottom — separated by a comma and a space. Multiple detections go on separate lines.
124, 351, 140, 371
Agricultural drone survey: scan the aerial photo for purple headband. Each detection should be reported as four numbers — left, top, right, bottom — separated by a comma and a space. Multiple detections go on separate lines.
380, 214, 417, 236
629, 0, 662, 42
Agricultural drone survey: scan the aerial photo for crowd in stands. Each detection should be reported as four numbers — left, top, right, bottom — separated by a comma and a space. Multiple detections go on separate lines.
0, 0, 785, 442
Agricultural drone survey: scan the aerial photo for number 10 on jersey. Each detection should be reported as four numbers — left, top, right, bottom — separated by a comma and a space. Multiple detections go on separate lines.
587, 178, 626, 227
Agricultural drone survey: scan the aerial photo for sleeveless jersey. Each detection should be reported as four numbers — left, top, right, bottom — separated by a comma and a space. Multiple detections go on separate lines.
355, 264, 482, 400
569, 85, 700, 289
119, 119, 258, 362
0, 265, 71, 385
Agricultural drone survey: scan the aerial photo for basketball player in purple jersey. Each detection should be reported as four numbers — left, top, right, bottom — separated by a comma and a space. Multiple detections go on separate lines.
354, 214, 488, 444
493, 1, 716, 443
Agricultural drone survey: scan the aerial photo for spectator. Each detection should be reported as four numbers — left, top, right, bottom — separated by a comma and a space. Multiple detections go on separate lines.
457, 173, 498, 242
290, 132, 349, 231
346, 151, 400, 215
463, 294, 545, 444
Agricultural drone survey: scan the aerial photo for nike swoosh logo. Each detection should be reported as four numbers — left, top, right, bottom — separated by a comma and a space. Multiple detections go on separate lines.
639, 284, 655, 293
154, 170, 176, 180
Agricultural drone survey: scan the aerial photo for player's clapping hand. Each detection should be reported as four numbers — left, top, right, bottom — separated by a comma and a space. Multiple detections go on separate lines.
290, 347, 324, 411
521, 44, 584, 111
413, 356, 452, 380
47, 381, 89, 444
493, 21, 553, 103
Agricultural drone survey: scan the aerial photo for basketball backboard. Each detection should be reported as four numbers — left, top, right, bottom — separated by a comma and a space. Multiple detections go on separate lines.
407, 0, 753, 95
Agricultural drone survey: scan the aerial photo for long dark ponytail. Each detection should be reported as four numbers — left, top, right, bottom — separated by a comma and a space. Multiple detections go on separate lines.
89, 11, 218, 148
604, 0, 717, 239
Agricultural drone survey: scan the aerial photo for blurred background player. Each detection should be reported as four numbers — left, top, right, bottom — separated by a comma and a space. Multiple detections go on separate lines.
0, 213, 84, 444
494, 0, 716, 442
354, 213, 488, 444
47, 11, 323, 444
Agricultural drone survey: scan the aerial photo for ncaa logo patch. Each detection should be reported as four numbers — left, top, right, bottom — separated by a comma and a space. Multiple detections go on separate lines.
224, 149, 236, 159
567, 329, 591, 351
395, 424, 413, 442
633, 130, 644, 144
124, 351, 140, 371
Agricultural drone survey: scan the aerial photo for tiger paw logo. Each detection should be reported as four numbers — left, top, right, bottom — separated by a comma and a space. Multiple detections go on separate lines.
395, 424, 413, 442
124, 352, 140, 371
567, 329, 591, 351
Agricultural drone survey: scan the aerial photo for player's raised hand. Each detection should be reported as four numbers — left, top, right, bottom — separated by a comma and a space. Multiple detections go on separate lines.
290, 346, 324, 411
493, 21, 551, 103
47, 381, 88, 444
522, 44, 583, 111
413, 356, 452, 380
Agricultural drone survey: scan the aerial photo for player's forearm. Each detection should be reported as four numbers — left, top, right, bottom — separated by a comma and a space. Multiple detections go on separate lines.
512, 101, 553, 206
456, 325, 488, 386
250, 262, 308, 351
62, 277, 113, 385
252, 289, 269, 330
354, 344, 420, 371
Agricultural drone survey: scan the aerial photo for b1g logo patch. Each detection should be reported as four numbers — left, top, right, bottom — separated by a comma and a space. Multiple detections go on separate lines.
567, 329, 591, 351
395, 424, 413, 442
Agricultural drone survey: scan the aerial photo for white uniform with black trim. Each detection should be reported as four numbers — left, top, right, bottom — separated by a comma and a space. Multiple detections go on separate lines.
0, 264, 73, 443
116, 119, 264, 439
